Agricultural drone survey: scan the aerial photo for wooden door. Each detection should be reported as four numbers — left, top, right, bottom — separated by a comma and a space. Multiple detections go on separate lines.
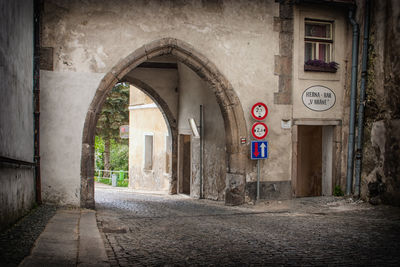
296, 126, 322, 197
178, 134, 191, 195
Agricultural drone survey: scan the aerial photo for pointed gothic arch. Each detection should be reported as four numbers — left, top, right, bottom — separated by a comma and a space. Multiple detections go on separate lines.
81, 38, 247, 208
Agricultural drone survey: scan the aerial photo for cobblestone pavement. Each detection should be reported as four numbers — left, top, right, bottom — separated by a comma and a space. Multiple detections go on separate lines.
95, 184, 400, 266
0, 204, 57, 267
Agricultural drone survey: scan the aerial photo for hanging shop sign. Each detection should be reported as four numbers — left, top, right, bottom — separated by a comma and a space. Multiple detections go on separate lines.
302, 85, 336, 112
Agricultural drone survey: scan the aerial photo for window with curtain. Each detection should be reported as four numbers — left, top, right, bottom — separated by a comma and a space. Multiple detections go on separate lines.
305, 19, 333, 63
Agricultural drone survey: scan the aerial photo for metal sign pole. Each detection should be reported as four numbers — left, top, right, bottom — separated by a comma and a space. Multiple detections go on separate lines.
199, 105, 204, 199
257, 159, 260, 201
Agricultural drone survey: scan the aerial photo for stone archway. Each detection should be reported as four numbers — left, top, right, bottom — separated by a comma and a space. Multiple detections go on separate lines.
81, 38, 247, 208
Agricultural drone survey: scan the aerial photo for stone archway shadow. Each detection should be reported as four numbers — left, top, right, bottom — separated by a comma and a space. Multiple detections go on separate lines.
81, 38, 247, 208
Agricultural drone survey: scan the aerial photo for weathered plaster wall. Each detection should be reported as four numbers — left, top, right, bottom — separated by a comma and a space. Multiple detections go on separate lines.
129, 87, 170, 192
291, 4, 351, 196
0, 0, 36, 230
41, 0, 284, 205
361, 0, 400, 206
40, 71, 104, 205
126, 67, 179, 121
178, 63, 226, 200
0, 0, 34, 161
293, 6, 348, 119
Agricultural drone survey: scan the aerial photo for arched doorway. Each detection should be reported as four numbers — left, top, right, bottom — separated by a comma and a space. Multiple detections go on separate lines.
81, 38, 247, 208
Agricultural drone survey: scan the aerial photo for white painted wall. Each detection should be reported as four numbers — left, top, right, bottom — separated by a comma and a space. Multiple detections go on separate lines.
126, 67, 179, 120
40, 71, 104, 205
129, 87, 170, 192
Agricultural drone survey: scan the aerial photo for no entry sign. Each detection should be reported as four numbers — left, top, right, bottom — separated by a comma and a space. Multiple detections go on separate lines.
251, 102, 268, 120
251, 122, 268, 140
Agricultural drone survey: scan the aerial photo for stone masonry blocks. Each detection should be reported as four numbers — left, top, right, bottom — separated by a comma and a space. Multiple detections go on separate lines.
274, 0, 293, 105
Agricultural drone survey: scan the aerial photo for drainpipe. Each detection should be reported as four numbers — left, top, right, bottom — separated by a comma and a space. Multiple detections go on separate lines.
346, 7, 359, 196
33, 0, 42, 204
354, 0, 370, 197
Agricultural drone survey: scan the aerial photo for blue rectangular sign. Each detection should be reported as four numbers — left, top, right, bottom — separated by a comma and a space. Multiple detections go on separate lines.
251, 141, 268, 160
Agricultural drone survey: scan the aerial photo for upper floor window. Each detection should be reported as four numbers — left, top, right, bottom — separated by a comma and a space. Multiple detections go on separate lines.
304, 19, 337, 72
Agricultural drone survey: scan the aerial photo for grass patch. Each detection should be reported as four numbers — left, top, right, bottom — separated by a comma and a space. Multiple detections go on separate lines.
333, 185, 344, 196
94, 176, 128, 187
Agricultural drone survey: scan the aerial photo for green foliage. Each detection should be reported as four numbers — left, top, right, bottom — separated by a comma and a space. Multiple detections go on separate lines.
95, 136, 105, 170
94, 176, 112, 185
94, 176, 128, 187
110, 139, 129, 171
117, 180, 129, 187
96, 82, 130, 142
333, 185, 344, 196
95, 137, 129, 171
95, 82, 130, 173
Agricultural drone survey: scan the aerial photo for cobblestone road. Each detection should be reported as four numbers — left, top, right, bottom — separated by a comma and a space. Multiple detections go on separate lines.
95, 184, 400, 266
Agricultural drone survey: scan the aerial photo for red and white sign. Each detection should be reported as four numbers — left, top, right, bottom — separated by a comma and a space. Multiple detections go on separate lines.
251, 122, 268, 140
251, 102, 268, 120
120, 125, 129, 139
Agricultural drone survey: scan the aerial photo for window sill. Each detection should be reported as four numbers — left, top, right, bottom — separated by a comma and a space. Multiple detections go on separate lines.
304, 64, 337, 73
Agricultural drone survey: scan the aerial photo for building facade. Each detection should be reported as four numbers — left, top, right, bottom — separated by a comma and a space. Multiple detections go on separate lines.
2, 0, 399, 225
37, 0, 356, 207
128, 86, 171, 192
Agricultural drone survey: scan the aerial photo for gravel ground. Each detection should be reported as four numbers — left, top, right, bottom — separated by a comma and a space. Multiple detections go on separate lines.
0, 204, 57, 267
95, 184, 400, 266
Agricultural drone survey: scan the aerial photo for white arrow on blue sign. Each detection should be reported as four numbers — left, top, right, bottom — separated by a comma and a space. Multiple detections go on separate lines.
251, 141, 268, 160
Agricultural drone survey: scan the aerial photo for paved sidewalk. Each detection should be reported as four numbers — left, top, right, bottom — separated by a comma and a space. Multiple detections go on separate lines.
20, 209, 109, 267
0, 204, 57, 267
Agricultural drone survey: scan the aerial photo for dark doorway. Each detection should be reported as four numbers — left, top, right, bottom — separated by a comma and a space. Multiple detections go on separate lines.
296, 125, 322, 197
179, 134, 191, 195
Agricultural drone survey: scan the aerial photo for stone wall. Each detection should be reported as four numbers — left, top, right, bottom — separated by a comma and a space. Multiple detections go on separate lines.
0, 0, 36, 230
361, 0, 400, 206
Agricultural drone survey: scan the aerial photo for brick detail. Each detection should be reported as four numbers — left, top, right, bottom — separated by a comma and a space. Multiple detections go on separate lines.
274, 0, 293, 105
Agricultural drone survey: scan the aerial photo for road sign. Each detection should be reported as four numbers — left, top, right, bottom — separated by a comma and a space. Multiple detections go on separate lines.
251, 141, 268, 160
251, 102, 268, 120
120, 125, 129, 139
251, 122, 268, 140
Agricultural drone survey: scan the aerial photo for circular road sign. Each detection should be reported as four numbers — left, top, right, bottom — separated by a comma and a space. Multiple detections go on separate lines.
251, 102, 268, 120
251, 122, 268, 140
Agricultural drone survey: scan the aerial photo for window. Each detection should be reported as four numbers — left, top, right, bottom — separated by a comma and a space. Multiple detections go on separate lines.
304, 19, 337, 72
144, 134, 153, 170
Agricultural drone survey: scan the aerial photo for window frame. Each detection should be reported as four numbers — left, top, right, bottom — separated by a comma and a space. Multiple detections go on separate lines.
304, 18, 337, 73
143, 133, 154, 171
